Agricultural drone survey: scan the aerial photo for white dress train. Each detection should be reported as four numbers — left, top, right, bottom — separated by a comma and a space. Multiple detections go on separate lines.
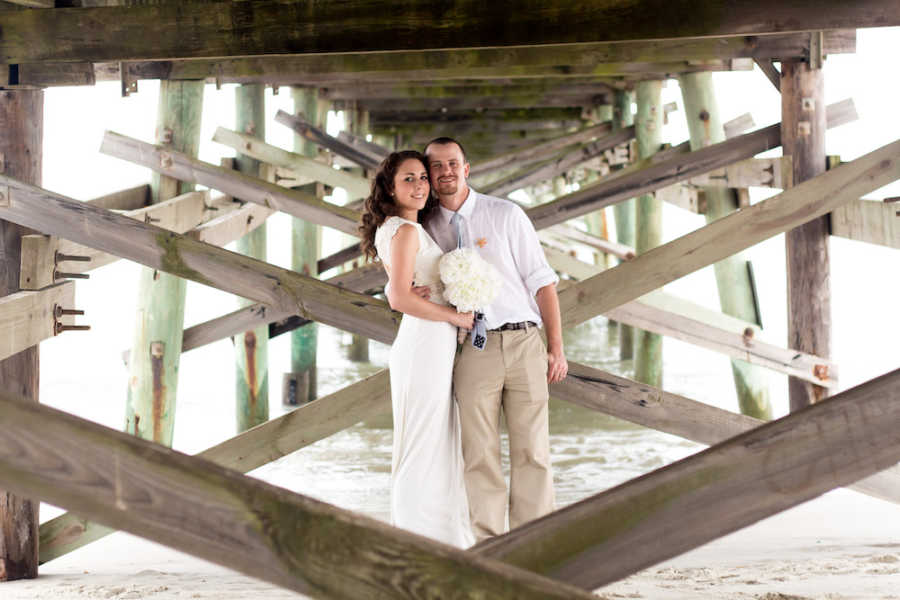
374, 216, 474, 548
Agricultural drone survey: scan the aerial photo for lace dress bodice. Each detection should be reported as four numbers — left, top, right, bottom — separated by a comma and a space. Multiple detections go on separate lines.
375, 216, 447, 305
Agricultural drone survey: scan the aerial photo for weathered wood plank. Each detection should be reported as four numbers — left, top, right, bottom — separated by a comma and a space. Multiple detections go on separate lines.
188, 201, 273, 248
656, 183, 705, 213
483, 127, 635, 197
470, 122, 612, 177
18, 190, 234, 290
69, 32, 855, 89
321, 80, 615, 101
830, 198, 900, 249
723, 112, 756, 139
83, 183, 149, 211
555, 138, 900, 329
274, 110, 381, 170
336, 130, 390, 162
476, 368, 900, 590
40, 369, 392, 564
0, 2, 876, 63
0, 390, 595, 600
213, 127, 371, 200
546, 223, 635, 260
688, 156, 792, 189
754, 58, 782, 91
0, 282, 75, 363
548, 252, 836, 386
100, 131, 360, 235
526, 99, 856, 230
0, 175, 400, 344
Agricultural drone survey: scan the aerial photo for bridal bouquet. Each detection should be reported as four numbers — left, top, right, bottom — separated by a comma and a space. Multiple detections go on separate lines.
439, 248, 501, 350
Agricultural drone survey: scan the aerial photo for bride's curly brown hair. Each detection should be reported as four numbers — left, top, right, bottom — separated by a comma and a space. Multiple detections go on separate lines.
359, 150, 440, 261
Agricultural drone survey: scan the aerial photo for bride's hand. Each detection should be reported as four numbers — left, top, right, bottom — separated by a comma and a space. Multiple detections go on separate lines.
453, 312, 475, 330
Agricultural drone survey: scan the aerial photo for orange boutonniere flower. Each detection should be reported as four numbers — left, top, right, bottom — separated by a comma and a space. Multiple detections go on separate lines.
476, 237, 488, 248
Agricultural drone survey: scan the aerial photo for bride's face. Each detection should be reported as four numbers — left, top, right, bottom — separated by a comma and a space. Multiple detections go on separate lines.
392, 158, 430, 214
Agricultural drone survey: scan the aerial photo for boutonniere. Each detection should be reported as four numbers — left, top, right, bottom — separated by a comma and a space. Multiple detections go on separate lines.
475, 237, 488, 248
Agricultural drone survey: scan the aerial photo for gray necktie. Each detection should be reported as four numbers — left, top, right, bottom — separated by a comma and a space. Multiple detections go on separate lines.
450, 212, 466, 249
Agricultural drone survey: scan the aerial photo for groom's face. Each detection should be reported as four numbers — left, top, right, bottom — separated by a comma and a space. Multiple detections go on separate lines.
425, 142, 469, 197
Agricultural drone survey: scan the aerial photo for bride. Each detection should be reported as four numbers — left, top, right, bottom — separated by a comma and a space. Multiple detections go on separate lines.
359, 150, 475, 548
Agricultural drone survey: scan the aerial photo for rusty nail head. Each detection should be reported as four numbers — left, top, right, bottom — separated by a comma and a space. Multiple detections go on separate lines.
801, 98, 815, 111
813, 364, 829, 381
161, 128, 173, 144
160, 152, 174, 169
150, 341, 165, 358
798, 121, 812, 136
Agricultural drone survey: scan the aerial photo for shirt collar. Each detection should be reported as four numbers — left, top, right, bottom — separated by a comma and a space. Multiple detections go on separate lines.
439, 187, 478, 224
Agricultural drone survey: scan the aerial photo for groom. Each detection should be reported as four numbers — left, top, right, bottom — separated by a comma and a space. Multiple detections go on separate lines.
423, 137, 568, 542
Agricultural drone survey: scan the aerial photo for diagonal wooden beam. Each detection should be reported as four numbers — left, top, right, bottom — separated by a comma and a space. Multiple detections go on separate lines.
40, 369, 393, 564
0, 175, 400, 344
212, 127, 372, 199
754, 57, 782, 91
99, 131, 360, 235
557, 138, 900, 328
483, 127, 635, 196
0, 2, 881, 63
830, 198, 900, 249
476, 368, 900, 589
275, 110, 381, 170
0, 389, 595, 600
526, 99, 856, 230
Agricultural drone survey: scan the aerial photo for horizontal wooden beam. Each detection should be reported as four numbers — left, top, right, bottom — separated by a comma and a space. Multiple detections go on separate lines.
40, 369, 392, 564
274, 110, 381, 171
212, 127, 371, 200
526, 99, 857, 230
0, 175, 400, 344
0, 282, 75, 362
0, 390, 594, 600
830, 198, 900, 249
33, 32, 851, 90
688, 155, 793, 189
556, 137, 900, 329
484, 127, 635, 197
0, 2, 874, 64
321, 81, 615, 101
340, 93, 604, 113
19, 190, 236, 290
99, 131, 360, 235
547, 223, 635, 260
84, 183, 149, 211
477, 368, 900, 589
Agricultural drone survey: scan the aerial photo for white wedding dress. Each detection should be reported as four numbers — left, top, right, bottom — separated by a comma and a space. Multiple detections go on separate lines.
375, 216, 474, 548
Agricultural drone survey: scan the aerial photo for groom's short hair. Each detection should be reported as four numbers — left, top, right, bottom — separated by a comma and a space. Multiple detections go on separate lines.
424, 137, 468, 164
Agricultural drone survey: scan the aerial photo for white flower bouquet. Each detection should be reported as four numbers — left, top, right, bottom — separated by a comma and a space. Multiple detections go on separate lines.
439, 248, 501, 350
439, 248, 501, 312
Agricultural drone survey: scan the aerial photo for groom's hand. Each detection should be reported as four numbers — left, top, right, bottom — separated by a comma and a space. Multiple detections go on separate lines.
411, 285, 431, 300
547, 344, 568, 384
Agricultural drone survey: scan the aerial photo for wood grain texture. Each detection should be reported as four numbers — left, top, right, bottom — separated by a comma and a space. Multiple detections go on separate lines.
479, 368, 900, 589
61, 31, 855, 89
526, 100, 854, 230
556, 138, 900, 329
0, 1, 880, 63
0, 282, 74, 363
830, 198, 900, 248
0, 176, 401, 344
275, 110, 381, 171
100, 131, 360, 235
213, 127, 371, 200
782, 59, 831, 411
0, 389, 596, 600
0, 86, 41, 582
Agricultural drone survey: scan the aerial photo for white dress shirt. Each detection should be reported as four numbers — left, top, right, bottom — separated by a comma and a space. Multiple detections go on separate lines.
425, 188, 559, 330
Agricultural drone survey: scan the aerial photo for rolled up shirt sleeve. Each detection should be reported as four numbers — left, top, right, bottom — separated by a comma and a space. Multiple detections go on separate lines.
507, 205, 559, 296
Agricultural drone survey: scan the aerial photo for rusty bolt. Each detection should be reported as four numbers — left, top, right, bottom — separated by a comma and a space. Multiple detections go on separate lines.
55, 322, 91, 335
813, 364, 830, 381
160, 153, 174, 169
54, 271, 90, 280
150, 341, 165, 358
698, 109, 710, 122
55, 305, 85, 318
160, 127, 173, 144
55, 250, 91, 264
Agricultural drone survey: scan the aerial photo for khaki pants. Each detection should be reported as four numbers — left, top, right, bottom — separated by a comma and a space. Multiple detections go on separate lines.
453, 326, 555, 542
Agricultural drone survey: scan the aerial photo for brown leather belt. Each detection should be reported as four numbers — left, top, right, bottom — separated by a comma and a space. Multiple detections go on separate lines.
489, 321, 537, 332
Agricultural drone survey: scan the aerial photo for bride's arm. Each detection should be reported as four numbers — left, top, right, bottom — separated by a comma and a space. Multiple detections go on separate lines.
388, 224, 473, 329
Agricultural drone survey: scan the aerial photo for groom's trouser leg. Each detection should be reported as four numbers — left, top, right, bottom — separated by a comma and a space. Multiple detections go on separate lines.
502, 328, 555, 530
454, 332, 506, 542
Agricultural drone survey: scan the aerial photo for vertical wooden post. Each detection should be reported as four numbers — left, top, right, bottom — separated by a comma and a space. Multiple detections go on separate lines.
678, 72, 773, 420
611, 89, 637, 360
633, 81, 663, 386
583, 103, 613, 266
233, 84, 269, 431
781, 58, 830, 411
124, 80, 204, 445
0, 88, 41, 582
346, 105, 370, 362
285, 87, 324, 405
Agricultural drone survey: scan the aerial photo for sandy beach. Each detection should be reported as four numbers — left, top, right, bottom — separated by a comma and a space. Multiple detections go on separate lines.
4, 488, 898, 599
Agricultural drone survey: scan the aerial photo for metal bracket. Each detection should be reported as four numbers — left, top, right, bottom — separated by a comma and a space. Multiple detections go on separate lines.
120, 62, 138, 97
